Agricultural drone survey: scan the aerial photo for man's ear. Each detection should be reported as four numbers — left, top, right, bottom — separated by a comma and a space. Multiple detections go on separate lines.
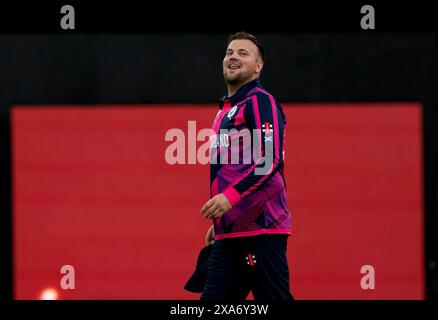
256, 59, 264, 73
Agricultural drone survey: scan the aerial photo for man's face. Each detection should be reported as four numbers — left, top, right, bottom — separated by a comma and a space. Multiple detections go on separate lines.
223, 39, 263, 86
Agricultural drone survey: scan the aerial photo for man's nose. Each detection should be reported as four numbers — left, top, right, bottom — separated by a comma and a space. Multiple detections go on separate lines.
229, 55, 239, 62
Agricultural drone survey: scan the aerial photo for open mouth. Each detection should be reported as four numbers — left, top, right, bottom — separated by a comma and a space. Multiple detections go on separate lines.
228, 63, 240, 70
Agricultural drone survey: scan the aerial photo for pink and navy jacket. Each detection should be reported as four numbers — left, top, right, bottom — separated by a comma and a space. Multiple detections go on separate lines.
211, 79, 292, 240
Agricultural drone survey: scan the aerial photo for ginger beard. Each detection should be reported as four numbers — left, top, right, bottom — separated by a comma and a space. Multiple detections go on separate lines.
223, 61, 249, 85
223, 58, 253, 87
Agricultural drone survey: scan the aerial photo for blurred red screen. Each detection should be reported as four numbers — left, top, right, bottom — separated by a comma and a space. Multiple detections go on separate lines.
11, 103, 424, 299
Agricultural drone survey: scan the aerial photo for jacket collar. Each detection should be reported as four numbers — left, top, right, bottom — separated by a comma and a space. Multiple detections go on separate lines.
219, 79, 261, 109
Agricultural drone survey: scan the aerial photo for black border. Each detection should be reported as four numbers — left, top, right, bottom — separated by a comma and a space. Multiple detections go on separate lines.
1, 0, 437, 311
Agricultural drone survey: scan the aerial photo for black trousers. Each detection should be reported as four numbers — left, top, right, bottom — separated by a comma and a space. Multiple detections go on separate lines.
200, 234, 294, 301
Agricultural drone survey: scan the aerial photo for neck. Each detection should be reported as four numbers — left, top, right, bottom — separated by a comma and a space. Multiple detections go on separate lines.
227, 84, 240, 97
227, 77, 258, 97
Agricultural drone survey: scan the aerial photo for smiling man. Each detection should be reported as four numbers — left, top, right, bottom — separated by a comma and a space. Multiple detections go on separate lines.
199, 32, 294, 300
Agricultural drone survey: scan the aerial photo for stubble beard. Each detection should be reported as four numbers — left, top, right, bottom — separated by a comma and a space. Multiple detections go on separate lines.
224, 69, 248, 86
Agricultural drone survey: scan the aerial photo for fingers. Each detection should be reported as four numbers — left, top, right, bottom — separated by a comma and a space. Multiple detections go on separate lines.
207, 227, 215, 245
203, 206, 215, 219
208, 207, 221, 219
201, 195, 229, 219
200, 198, 214, 214
210, 225, 215, 238
205, 225, 215, 246
205, 226, 215, 245
201, 198, 218, 219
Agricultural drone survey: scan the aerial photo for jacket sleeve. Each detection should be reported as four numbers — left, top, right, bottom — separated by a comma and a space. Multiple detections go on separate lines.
222, 92, 285, 206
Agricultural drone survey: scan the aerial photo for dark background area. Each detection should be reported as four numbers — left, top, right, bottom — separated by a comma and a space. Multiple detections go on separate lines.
1, 32, 437, 300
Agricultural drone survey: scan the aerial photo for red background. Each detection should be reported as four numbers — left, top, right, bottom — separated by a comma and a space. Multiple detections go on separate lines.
12, 103, 424, 299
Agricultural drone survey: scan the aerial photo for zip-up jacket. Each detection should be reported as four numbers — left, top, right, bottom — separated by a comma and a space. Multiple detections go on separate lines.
210, 79, 292, 239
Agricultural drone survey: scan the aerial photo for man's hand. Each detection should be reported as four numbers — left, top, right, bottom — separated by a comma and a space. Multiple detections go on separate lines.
205, 225, 215, 245
200, 193, 232, 220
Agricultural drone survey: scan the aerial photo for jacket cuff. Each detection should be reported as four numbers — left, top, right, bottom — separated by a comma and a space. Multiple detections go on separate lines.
222, 187, 241, 206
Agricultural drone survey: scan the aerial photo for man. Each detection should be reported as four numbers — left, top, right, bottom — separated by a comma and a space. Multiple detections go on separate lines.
199, 31, 293, 300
